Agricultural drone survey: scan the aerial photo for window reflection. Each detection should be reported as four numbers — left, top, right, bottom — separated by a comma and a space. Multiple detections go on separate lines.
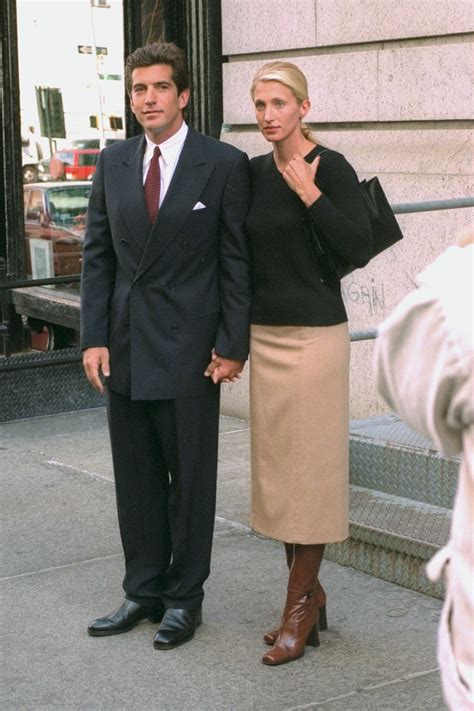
15, 0, 125, 350
17, 0, 125, 185
23, 183, 91, 278
17, 0, 124, 279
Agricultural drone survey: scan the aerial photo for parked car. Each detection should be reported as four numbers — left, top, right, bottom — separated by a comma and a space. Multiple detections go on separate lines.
22, 162, 39, 184
21, 182, 92, 350
23, 182, 91, 278
37, 158, 52, 182
49, 148, 100, 181
22, 129, 43, 183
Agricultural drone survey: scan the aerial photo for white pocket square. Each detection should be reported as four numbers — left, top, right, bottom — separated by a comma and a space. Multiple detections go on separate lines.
192, 201, 206, 210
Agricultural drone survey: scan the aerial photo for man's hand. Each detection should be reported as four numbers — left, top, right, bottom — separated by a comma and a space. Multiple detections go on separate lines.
83, 347, 110, 394
204, 349, 245, 384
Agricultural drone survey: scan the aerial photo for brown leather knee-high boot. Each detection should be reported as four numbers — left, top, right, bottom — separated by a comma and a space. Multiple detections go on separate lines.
263, 544, 327, 645
262, 543, 325, 666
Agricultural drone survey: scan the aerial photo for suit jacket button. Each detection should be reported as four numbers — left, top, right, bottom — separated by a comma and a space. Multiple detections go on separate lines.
172, 323, 180, 332
168, 282, 175, 290
121, 239, 128, 245
180, 240, 188, 250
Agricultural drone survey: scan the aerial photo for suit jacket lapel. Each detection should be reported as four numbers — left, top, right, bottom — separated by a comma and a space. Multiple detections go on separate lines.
114, 136, 152, 251
134, 127, 214, 282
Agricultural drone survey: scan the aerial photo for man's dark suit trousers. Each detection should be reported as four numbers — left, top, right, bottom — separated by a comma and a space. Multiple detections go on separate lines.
106, 386, 220, 612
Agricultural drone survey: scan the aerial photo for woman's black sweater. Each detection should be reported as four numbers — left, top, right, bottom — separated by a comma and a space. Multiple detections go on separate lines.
246, 145, 372, 326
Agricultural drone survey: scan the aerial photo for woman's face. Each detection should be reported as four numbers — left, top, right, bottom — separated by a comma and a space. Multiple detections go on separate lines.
253, 80, 309, 144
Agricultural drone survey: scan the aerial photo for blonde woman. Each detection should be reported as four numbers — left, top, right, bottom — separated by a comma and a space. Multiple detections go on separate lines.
246, 62, 372, 666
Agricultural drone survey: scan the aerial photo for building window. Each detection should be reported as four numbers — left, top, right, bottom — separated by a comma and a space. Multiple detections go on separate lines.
89, 116, 98, 129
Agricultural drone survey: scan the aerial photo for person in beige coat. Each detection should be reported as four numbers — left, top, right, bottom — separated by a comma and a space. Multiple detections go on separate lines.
374, 232, 473, 710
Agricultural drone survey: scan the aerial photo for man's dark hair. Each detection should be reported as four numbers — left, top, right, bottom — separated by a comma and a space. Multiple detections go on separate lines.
125, 41, 190, 95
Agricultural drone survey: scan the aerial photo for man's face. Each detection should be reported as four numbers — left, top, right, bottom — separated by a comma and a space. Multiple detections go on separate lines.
130, 64, 190, 143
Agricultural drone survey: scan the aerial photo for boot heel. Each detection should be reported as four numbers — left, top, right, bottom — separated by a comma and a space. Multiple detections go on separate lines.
306, 623, 320, 648
318, 603, 328, 632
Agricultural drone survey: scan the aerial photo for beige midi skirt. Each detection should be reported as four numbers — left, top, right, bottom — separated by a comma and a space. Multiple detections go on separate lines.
250, 323, 350, 544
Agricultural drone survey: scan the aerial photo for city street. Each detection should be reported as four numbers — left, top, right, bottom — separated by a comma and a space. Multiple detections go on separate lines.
1, 408, 446, 710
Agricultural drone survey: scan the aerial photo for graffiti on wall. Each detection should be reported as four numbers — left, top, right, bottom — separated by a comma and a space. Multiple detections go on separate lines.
341, 278, 386, 317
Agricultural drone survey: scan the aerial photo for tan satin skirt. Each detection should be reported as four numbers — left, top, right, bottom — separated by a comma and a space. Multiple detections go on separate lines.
250, 323, 350, 544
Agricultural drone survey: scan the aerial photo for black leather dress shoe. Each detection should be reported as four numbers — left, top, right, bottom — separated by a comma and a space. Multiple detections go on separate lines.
153, 608, 202, 650
88, 599, 164, 637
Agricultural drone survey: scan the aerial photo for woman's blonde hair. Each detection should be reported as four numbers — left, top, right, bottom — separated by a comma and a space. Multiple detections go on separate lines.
250, 61, 313, 140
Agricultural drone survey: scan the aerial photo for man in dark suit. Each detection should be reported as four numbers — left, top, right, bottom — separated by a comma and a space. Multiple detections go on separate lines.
81, 42, 250, 650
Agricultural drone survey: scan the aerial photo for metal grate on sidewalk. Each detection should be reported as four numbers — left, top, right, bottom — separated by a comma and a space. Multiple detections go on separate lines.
324, 416, 457, 599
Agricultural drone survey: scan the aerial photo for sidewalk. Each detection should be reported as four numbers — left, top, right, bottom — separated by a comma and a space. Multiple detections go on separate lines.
1, 409, 446, 710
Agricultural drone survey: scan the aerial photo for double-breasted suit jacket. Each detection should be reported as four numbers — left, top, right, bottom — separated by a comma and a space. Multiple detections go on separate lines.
80, 126, 251, 399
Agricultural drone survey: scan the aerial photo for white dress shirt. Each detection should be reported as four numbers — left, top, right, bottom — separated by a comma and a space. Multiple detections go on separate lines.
142, 122, 189, 207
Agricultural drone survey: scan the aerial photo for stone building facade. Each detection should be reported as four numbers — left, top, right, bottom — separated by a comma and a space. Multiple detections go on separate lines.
219, 0, 473, 419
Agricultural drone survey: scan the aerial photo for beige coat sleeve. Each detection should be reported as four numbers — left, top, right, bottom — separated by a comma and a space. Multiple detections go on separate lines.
374, 246, 473, 458
374, 245, 474, 710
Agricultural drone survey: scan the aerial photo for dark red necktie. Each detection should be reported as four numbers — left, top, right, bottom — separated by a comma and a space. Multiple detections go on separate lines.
144, 146, 161, 224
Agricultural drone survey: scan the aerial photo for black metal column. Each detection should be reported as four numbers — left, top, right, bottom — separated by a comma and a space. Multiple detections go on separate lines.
123, 0, 144, 138
172, 0, 223, 138
124, 0, 223, 138
141, 0, 166, 46
0, 0, 25, 277
1, 0, 26, 352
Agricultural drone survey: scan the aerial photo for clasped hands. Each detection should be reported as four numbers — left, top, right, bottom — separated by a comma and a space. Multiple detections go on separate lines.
204, 348, 244, 384
83, 346, 244, 393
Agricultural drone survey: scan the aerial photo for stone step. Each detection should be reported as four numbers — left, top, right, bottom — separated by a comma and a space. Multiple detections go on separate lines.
349, 415, 459, 509
326, 484, 451, 599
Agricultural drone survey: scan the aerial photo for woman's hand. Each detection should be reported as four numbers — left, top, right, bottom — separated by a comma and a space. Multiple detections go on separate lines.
282, 154, 322, 207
